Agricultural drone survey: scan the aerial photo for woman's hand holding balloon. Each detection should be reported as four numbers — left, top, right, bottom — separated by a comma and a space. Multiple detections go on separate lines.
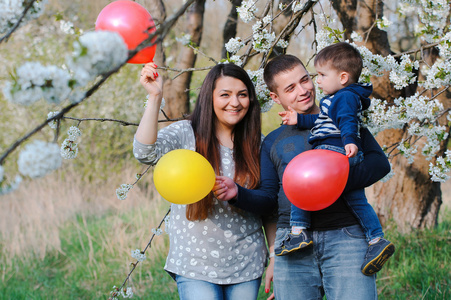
135, 62, 163, 145
140, 62, 162, 102
213, 176, 238, 202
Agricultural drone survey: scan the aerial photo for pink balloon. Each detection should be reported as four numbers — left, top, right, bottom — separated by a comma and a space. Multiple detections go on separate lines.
282, 149, 350, 211
95, 0, 157, 64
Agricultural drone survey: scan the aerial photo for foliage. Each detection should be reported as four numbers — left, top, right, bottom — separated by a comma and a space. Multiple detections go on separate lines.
0, 198, 449, 299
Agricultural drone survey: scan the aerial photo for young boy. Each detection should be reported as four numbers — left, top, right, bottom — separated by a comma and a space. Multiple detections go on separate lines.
276, 42, 395, 276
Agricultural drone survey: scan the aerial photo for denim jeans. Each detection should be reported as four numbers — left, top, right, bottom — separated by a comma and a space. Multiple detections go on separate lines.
273, 226, 378, 300
290, 145, 383, 241
175, 275, 262, 300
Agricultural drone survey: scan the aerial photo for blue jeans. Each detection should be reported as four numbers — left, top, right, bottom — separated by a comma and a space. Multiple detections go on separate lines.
290, 145, 383, 241
175, 275, 261, 300
273, 226, 378, 300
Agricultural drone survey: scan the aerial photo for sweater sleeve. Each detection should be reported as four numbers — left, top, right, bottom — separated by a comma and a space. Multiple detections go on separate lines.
297, 113, 319, 130
232, 136, 279, 216
133, 120, 195, 165
328, 92, 360, 146
345, 127, 391, 191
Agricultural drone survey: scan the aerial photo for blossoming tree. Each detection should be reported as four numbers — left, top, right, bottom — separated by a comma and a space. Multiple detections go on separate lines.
1, 0, 450, 236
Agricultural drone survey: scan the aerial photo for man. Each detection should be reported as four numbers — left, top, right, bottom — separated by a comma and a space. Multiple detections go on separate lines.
214, 54, 390, 299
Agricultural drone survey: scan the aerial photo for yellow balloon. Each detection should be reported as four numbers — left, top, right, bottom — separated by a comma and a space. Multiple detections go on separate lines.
153, 149, 216, 205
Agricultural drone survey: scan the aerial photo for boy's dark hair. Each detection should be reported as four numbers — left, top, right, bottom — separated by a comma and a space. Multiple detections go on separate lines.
314, 42, 363, 83
264, 54, 306, 92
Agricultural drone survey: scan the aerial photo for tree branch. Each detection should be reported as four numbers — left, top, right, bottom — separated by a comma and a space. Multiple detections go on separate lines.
0, 0, 38, 44
0, 0, 197, 166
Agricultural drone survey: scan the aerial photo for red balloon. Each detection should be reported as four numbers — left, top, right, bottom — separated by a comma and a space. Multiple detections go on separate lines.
95, 0, 157, 64
282, 149, 349, 211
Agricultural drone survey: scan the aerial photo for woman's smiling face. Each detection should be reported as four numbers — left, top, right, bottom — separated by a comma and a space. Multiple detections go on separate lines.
212, 76, 250, 130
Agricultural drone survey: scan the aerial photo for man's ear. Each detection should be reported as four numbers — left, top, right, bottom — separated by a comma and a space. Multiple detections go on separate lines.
340, 72, 350, 85
270, 91, 281, 105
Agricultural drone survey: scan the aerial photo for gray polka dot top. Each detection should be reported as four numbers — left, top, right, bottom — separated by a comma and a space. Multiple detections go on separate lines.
133, 120, 268, 284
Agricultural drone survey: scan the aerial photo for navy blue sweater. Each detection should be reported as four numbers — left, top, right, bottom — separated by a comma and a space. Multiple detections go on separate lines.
233, 125, 390, 230
297, 83, 372, 149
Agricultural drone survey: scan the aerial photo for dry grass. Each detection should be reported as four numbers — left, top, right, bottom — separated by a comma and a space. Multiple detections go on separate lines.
0, 164, 170, 269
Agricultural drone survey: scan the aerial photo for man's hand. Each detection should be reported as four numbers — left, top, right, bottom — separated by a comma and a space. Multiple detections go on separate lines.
345, 143, 358, 158
212, 176, 238, 201
278, 106, 298, 125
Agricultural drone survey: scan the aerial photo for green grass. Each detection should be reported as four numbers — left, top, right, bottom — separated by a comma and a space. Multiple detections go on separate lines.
376, 209, 451, 299
1, 206, 449, 299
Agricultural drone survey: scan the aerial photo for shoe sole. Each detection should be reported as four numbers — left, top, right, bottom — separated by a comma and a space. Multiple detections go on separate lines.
361, 243, 395, 276
275, 240, 313, 256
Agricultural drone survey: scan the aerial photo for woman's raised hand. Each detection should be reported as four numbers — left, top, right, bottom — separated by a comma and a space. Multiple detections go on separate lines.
140, 62, 163, 98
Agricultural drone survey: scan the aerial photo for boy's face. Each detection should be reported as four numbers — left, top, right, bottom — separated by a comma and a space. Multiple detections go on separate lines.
269, 64, 319, 115
315, 63, 348, 95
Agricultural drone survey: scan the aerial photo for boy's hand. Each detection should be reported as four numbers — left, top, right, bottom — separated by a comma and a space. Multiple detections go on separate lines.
278, 106, 298, 125
345, 143, 358, 158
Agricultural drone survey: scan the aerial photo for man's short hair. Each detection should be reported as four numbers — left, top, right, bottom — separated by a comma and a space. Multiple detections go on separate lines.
264, 54, 306, 92
314, 42, 363, 83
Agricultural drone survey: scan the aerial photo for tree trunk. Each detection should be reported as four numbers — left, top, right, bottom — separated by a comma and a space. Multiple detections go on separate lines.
221, 0, 242, 59
331, 0, 356, 40
162, 0, 206, 118
333, 0, 447, 232
142, 0, 167, 67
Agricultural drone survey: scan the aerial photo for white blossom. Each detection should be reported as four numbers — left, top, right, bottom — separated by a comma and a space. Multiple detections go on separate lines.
237, 0, 257, 23
247, 69, 273, 112
225, 37, 244, 54
0, 175, 22, 195
277, 39, 289, 49
120, 287, 133, 298
67, 126, 82, 141
68, 31, 128, 85
59, 20, 75, 35
292, 1, 305, 13
429, 153, 451, 182
252, 28, 276, 53
60, 139, 78, 159
350, 31, 362, 42
376, 16, 393, 29
17, 140, 62, 178
262, 15, 271, 25
131, 249, 146, 262
176, 33, 191, 46
116, 183, 133, 200
47, 111, 59, 129
152, 228, 163, 236
315, 30, 335, 51
110, 286, 120, 300
388, 55, 417, 90
228, 55, 243, 66
0, 0, 48, 34
3, 62, 72, 105
397, 140, 418, 164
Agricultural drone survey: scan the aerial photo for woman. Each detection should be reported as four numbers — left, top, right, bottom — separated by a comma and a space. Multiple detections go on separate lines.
133, 63, 275, 300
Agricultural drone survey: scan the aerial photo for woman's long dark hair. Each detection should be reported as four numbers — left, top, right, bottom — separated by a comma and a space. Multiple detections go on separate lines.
187, 64, 262, 221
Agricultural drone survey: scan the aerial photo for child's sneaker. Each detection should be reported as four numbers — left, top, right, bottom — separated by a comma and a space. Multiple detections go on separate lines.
361, 238, 395, 276
275, 230, 313, 256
